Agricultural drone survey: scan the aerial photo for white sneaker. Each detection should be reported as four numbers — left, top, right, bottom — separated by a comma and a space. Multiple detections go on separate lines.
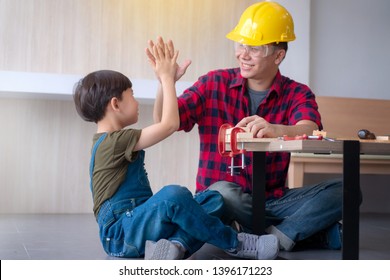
144, 239, 185, 260
226, 233, 279, 260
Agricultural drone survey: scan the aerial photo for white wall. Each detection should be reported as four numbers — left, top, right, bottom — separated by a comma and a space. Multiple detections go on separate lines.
310, 0, 390, 100
278, 0, 311, 85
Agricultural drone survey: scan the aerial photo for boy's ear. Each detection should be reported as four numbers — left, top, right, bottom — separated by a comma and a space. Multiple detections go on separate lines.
110, 97, 120, 111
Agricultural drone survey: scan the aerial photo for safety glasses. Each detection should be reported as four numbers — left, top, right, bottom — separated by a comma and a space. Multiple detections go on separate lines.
235, 43, 275, 58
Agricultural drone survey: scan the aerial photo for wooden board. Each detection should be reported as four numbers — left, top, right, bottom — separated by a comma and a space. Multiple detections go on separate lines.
316, 96, 390, 138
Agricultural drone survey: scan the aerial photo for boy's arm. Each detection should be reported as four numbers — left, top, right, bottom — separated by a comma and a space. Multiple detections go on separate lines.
134, 38, 179, 151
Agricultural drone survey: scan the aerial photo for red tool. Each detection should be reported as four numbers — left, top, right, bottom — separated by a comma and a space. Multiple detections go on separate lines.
218, 123, 247, 176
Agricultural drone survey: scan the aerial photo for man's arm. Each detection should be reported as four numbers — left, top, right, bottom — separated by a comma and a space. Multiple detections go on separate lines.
153, 83, 163, 123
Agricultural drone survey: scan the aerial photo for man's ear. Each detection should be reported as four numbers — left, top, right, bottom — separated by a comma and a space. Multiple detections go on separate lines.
275, 49, 286, 65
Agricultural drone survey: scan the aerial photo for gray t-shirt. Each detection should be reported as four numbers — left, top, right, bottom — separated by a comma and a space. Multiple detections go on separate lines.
248, 87, 269, 115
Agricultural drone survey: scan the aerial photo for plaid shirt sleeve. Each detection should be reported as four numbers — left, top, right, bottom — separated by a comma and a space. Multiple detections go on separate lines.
177, 69, 322, 199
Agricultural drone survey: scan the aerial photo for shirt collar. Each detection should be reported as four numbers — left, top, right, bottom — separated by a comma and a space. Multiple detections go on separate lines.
230, 68, 245, 89
230, 69, 283, 97
268, 70, 283, 97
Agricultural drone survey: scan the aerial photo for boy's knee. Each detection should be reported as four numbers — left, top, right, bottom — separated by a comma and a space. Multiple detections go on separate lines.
161, 184, 191, 198
195, 189, 223, 204
194, 189, 225, 217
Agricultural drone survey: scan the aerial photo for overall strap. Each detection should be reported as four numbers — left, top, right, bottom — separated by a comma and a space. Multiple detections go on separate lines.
89, 133, 107, 195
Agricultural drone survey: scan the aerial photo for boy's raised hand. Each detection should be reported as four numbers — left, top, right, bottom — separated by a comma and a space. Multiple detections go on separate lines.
146, 36, 191, 82
152, 38, 178, 82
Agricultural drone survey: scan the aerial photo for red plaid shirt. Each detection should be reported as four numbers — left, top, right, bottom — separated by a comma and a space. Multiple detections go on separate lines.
178, 68, 322, 199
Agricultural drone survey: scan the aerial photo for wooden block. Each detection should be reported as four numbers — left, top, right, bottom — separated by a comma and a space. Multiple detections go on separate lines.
313, 130, 327, 137
225, 127, 253, 141
377, 135, 390, 141
236, 132, 254, 139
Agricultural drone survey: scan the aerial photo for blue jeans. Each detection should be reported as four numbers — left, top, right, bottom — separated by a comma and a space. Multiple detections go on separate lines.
91, 136, 238, 258
208, 178, 343, 250
97, 185, 238, 258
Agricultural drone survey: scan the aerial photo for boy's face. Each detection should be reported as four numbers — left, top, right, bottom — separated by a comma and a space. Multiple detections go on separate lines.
117, 88, 139, 126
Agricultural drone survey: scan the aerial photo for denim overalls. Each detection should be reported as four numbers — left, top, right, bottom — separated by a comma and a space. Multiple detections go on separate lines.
90, 133, 238, 258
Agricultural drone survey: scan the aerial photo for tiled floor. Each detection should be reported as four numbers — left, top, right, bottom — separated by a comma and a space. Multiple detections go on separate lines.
0, 213, 389, 260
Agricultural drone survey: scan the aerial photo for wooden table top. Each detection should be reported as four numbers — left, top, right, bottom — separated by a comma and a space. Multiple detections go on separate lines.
227, 137, 390, 155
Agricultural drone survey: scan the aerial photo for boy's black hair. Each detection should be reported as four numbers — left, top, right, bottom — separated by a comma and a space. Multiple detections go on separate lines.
73, 70, 132, 123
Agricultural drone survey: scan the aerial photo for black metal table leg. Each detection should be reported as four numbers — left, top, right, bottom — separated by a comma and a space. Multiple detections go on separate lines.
252, 151, 266, 235
342, 140, 360, 260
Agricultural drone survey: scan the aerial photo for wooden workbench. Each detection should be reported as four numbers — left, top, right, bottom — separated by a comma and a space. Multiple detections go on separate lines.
226, 137, 390, 259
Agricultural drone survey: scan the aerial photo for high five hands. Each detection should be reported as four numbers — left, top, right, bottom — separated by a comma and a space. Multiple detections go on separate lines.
146, 36, 192, 82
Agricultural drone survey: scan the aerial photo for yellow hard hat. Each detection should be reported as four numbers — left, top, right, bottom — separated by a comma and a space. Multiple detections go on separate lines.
226, 1, 296, 46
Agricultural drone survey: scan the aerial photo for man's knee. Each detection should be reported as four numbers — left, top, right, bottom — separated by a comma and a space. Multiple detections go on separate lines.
208, 181, 253, 230
208, 181, 242, 201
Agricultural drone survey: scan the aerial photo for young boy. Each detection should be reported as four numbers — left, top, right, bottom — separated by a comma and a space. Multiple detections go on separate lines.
73, 38, 279, 260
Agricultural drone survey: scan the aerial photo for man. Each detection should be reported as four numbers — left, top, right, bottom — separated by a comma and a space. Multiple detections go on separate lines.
149, 1, 343, 251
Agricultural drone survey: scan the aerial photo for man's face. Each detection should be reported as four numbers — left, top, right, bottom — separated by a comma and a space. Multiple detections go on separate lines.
234, 43, 283, 80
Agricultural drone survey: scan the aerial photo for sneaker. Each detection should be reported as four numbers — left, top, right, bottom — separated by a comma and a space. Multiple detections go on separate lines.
226, 233, 279, 260
144, 239, 185, 260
